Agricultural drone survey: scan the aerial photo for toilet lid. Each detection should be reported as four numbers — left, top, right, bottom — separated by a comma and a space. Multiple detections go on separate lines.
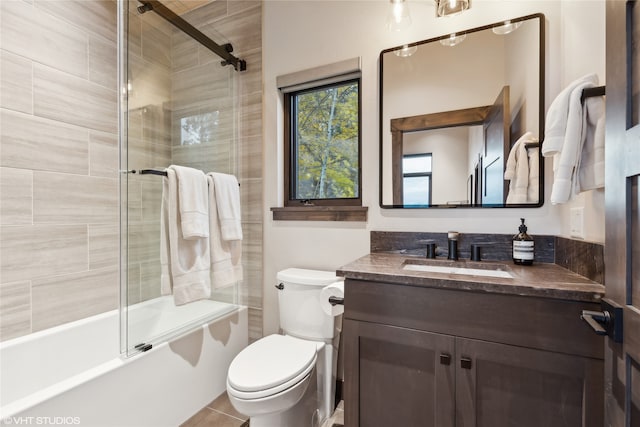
228, 334, 317, 393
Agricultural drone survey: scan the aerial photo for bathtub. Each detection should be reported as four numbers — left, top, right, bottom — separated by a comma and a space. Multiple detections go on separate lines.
0, 296, 248, 427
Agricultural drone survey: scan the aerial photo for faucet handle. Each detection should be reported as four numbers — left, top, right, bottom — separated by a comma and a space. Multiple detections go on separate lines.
470, 244, 482, 261
426, 243, 437, 259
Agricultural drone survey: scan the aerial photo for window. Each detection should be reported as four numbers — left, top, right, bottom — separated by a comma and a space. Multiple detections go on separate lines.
284, 79, 361, 206
403, 153, 432, 206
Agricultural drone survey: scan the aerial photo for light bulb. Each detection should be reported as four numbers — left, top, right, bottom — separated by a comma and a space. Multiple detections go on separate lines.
387, 0, 411, 32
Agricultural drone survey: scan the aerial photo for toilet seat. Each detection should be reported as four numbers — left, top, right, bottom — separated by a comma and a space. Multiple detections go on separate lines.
227, 334, 318, 400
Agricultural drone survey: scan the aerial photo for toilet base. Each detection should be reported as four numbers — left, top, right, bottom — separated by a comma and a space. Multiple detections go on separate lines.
248, 371, 321, 427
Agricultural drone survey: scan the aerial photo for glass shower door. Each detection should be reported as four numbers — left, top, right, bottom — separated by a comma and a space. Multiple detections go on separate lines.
118, 0, 242, 356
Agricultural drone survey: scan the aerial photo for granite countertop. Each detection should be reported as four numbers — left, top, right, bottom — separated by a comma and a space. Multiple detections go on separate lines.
336, 253, 605, 303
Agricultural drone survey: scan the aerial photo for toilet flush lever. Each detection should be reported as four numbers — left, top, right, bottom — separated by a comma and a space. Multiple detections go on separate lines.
275, 283, 284, 290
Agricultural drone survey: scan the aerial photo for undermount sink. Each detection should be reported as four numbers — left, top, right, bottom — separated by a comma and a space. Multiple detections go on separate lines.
402, 260, 514, 279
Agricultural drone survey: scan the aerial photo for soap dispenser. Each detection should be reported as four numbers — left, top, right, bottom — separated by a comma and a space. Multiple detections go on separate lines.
513, 218, 534, 265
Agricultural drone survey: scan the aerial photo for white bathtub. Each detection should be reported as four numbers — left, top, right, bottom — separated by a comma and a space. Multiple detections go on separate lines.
0, 297, 248, 427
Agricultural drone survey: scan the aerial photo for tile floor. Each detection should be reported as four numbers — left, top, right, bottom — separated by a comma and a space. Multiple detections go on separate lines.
180, 392, 344, 427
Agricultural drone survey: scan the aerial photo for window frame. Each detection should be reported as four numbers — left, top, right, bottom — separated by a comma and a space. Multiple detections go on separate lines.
283, 78, 363, 208
402, 153, 433, 206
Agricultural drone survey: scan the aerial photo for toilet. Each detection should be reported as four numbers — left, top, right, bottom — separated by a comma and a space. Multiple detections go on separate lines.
226, 268, 343, 427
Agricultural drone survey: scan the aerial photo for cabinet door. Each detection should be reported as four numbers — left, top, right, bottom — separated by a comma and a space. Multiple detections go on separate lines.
344, 319, 455, 427
456, 337, 604, 427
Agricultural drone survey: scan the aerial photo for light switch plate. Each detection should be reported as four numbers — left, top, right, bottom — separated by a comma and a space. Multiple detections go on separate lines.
570, 207, 585, 239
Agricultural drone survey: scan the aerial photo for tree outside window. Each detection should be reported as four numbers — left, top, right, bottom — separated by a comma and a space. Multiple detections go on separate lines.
285, 79, 361, 206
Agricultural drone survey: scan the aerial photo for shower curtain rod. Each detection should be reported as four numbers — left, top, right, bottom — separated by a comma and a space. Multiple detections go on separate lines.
137, 1, 246, 72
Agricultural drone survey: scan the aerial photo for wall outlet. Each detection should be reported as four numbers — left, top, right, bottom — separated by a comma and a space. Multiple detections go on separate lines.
570, 207, 585, 239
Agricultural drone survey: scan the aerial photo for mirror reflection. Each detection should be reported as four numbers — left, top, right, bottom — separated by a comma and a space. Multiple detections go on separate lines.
380, 14, 544, 208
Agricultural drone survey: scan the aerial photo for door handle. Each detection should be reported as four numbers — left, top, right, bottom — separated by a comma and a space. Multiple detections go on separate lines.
460, 357, 472, 369
580, 310, 609, 335
580, 299, 623, 343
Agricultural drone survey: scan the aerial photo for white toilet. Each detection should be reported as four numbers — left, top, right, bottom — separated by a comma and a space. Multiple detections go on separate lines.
226, 268, 343, 427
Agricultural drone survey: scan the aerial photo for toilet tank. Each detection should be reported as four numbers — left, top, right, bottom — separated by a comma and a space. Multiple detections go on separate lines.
276, 268, 343, 341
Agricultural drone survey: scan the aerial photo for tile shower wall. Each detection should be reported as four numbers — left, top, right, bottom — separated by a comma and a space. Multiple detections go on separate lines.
0, 0, 119, 340
0, 0, 263, 343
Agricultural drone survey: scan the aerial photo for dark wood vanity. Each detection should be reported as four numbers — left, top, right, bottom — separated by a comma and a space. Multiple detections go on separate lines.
338, 253, 605, 427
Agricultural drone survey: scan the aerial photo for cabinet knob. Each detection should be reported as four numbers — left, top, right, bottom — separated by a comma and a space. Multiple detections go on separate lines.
461, 357, 472, 369
439, 353, 451, 365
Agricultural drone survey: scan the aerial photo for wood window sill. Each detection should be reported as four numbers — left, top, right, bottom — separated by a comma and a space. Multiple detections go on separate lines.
271, 206, 368, 222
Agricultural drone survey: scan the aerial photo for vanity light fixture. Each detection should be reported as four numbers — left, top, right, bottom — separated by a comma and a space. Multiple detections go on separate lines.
394, 44, 418, 57
436, 0, 470, 17
439, 33, 466, 46
492, 20, 522, 35
387, 0, 411, 32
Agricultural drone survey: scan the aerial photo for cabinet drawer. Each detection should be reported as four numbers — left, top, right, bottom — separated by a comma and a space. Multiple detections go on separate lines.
344, 279, 603, 359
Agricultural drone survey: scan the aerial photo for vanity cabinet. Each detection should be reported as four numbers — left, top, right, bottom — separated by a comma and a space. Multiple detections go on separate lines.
343, 279, 604, 427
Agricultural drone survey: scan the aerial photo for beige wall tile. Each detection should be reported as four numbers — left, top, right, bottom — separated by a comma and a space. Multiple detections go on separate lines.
248, 307, 262, 343
183, 0, 228, 27
32, 266, 119, 332
0, 50, 33, 114
89, 34, 117, 89
0, 109, 89, 174
172, 140, 232, 174
34, 0, 117, 43
128, 136, 172, 171
140, 260, 162, 301
238, 135, 262, 179
89, 224, 119, 270
128, 220, 161, 264
0, 280, 31, 341
171, 63, 231, 111
239, 91, 262, 138
0, 224, 88, 284
141, 179, 163, 222
201, 5, 261, 54
171, 31, 199, 72
1, 0, 88, 79
128, 7, 142, 58
127, 261, 142, 305
237, 48, 262, 96
33, 172, 118, 224
228, 0, 261, 15
89, 131, 118, 178
33, 64, 117, 134
240, 178, 262, 223
128, 55, 171, 111
0, 167, 32, 225
141, 20, 172, 68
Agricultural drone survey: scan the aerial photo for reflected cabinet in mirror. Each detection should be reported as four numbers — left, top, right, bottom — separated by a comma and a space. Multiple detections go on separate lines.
380, 13, 545, 208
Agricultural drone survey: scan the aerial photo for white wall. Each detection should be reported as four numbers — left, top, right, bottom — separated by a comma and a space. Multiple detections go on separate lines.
263, 0, 606, 335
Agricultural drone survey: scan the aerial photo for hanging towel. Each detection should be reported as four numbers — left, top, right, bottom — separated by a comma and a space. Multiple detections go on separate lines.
505, 132, 537, 204
542, 73, 599, 158
209, 172, 242, 241
207, 174, 243, 288
577, 96, 605, 193
527, 145, 540, 203
167, 165, 209, 239
161, 168, 212, 305
545, 74, 601, 204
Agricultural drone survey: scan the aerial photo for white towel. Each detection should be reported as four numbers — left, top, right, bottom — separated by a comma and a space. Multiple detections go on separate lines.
542, 73, 599, 158
207, 174, 243, 288
505, 132, 538, 204
527, 146, 540, 203
209, 172, 242, 241
168, 165, 209, 240
546, 74, 601, 204
577, 97, 605, 192
161, 169, 212, 305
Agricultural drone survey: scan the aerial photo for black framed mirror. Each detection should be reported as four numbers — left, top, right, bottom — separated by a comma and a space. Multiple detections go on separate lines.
379, 13, 545, 208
